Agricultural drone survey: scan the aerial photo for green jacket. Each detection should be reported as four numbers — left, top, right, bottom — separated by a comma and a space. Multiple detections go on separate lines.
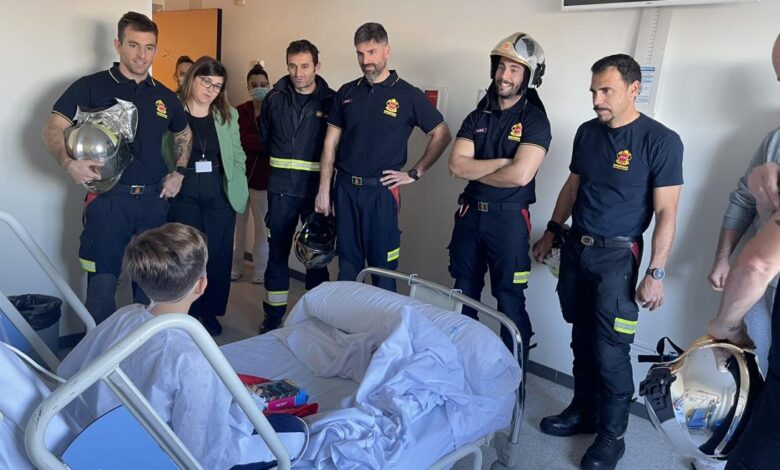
163, 107, 248, 213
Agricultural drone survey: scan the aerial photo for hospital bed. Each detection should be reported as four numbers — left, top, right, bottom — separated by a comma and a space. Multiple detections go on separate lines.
6, 217, 525, 469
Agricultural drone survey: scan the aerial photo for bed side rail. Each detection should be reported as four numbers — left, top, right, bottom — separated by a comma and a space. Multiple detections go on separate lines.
0, 210, 96, 370
356, 267, 524, 452
25, 313, 291, 470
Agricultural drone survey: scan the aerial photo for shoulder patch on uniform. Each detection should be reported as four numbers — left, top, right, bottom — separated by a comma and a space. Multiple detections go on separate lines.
613, 150, 632, 171
155, 99, 168, 119
384, 98, 399, 117
507, 123, 523, 142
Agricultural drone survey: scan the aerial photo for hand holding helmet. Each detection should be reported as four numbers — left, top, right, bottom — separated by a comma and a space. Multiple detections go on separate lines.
294, 213, 337, 269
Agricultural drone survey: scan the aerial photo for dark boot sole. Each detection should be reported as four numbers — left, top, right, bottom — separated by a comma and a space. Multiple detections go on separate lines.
580, 443, 625, 469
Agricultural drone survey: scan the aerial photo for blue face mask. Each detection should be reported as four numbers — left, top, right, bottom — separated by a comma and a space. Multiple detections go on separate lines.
251, 86, 270, 101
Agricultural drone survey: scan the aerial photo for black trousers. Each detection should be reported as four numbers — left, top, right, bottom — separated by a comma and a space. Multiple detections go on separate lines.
80, 185, 167, 323
333, 175, 400, 292
168, 170, 235, 318
557, 237, 641, 403
448, 203, 533, 365
262, 192, 329, 326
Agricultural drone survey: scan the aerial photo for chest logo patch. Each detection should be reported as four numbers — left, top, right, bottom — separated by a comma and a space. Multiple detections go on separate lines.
155, 100, 168, 119
384, 98, 399, 117
508, 123, 523, 142
613, 150, 632, 171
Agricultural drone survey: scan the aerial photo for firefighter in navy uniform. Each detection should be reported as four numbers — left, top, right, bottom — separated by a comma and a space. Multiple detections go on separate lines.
533, 54, 683, 470
314, 22, 451, 292
258, 40, 334, 333
41, 12, 191, 324
448, 33, 551, 368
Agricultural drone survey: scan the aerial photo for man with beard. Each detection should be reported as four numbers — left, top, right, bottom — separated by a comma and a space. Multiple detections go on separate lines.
447, 33, 551, 368
532, 54, 683, 469
315, 22, 451, 291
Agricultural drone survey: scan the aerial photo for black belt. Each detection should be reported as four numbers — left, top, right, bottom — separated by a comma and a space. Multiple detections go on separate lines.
104, 181, 164, 197
573, 230, 636, 249
341, 174, 380, 186
459, 194, 526, 212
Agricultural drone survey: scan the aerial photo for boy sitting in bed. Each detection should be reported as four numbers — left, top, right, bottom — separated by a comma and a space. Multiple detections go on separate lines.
58, 223, 305, 470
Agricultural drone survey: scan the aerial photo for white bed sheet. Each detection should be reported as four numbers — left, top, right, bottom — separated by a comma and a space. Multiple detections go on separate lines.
221, 332, 458, 469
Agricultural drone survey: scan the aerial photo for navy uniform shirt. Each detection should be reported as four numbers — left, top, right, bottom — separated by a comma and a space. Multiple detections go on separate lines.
53, 63, 187, 185
328, 70, 444, 177
456, 93, 551, 204
570, 114, 684, 238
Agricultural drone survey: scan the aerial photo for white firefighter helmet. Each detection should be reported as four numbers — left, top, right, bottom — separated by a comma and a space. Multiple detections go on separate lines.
639, 337, 763, 463
490, 32, 546, 89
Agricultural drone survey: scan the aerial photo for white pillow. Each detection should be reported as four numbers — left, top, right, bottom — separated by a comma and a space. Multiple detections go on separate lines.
287, 282, 520, 394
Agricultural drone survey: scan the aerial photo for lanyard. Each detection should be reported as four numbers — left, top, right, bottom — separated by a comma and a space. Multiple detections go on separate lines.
186, 108, 210, 161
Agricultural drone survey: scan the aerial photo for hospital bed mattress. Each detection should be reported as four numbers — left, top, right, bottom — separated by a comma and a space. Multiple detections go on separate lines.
221, 332, 457, 468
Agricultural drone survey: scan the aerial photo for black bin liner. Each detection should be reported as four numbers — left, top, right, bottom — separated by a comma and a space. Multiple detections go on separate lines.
9, 294, 62, 330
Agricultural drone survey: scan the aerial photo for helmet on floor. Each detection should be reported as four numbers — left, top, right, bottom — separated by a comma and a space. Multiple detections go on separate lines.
294, 213, 336, 269
639, 337, 763, 463
490, 32, 546, 89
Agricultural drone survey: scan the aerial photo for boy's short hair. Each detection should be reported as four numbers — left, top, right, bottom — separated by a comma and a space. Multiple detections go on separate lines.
123, 223, 207, 302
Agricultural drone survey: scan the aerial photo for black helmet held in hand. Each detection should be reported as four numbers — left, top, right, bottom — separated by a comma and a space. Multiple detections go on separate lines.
294, 213, 336, 269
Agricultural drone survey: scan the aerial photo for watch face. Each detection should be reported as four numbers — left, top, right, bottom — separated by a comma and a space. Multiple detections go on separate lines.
653, 268, 666, 280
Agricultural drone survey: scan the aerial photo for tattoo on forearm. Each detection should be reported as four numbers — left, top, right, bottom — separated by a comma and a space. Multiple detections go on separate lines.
174, 128, 193, 166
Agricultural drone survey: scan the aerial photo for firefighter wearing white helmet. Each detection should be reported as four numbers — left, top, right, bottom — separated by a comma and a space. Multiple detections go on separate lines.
447, 32, 551, 372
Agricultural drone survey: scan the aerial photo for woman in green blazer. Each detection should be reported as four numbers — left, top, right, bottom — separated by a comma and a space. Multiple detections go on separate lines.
165, 56, 248, 335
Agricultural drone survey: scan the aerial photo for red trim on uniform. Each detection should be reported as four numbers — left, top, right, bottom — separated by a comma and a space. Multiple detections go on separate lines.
630, 241, 641, 265
390, 186, 401, 214
521, 208, 532, 238
82, 192, 98, 226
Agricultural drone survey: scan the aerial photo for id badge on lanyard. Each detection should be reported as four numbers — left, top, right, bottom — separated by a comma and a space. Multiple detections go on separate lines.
195, 157, 212, 173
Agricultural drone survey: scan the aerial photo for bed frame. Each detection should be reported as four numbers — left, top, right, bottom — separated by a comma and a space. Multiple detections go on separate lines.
356, 267, 525, 470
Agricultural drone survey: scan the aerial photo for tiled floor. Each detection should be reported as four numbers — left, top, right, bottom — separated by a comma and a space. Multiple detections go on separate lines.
220, 262, 694, 470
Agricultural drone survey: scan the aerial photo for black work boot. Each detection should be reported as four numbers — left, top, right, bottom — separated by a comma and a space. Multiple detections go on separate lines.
540, 399, 599, 437
580, 397, 631, 469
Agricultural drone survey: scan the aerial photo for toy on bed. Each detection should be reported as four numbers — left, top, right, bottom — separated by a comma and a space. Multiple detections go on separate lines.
240, 373, 319, 417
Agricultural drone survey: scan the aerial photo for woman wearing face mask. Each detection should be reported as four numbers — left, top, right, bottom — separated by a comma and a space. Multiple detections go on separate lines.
231, 64, 271, 283
173, 55, 194, 94
164, 56, 248, 336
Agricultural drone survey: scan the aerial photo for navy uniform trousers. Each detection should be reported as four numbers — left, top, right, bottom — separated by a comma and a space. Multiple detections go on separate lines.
79, 183, 166, 324
334, 174, 400, 292
262, 192, 329, 328
448, 201, 533, 366
556, 234, 641, 410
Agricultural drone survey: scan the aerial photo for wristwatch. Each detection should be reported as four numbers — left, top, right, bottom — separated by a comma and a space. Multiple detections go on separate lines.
175, 166, 188, 176
646, 267, 666, 280
407, 168, 420, 181
546, 220, 563, 235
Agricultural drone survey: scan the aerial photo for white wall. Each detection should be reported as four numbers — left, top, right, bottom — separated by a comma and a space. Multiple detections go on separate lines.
1, 1, 152, 335
203, 0, 780, 386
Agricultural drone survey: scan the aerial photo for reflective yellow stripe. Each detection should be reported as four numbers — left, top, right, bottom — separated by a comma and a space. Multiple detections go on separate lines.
512, 271, 530, 284
265, 227, 271, 238
79, 258, 96, 273
269, 157, 320, 172
387, 248, 400, 262
264, 290, 288, 307
614, 317, 638, 335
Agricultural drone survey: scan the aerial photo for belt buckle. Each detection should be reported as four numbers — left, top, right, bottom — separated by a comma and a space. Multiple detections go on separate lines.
581, 235, 595, 246
477, 201, 489, 212
130, 185, 145, 196
351, 176, 363, 186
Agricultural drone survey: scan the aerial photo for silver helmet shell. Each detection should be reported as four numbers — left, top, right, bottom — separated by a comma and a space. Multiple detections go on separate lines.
64, 99, 138, 193
294, 213, 336, 270
490, 32, 546, 89
640, 338, 763, 463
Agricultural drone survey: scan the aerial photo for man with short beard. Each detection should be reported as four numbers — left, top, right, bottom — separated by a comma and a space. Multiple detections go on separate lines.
533, 54, 683, 469
447, 33, 551, 369
315, 22, 451, 291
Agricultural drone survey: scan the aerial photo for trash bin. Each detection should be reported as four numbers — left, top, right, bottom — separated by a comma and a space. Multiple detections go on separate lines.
9, 294, 62, 353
